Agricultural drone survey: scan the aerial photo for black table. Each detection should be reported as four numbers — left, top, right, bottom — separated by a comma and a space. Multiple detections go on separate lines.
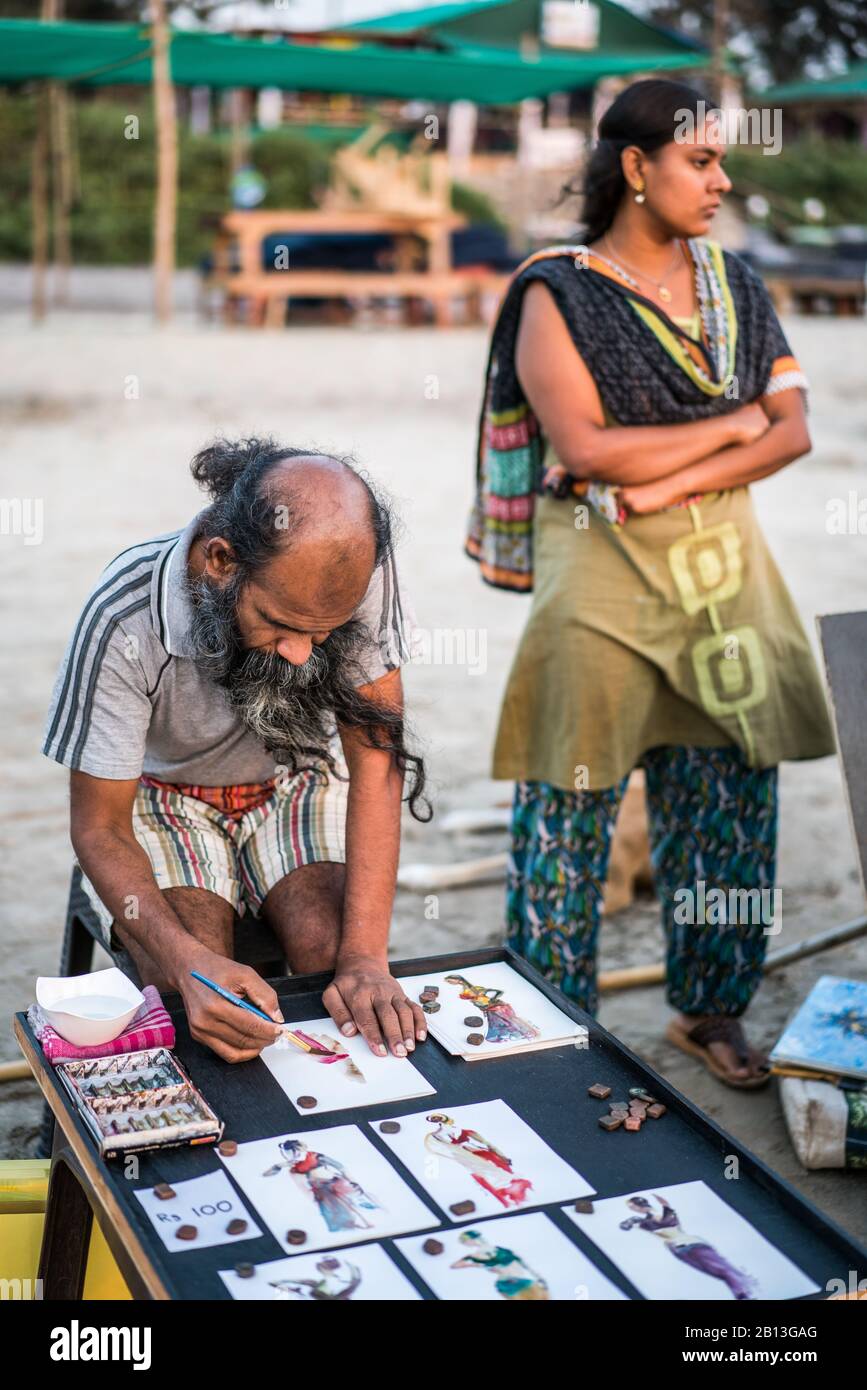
17, 946, 867, 1300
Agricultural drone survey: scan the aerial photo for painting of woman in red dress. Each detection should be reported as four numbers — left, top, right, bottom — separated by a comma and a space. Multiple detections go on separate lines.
424, 1112, 533, 1208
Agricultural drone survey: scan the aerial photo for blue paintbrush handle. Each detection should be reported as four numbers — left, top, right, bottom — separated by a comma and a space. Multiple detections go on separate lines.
190, 969, 272, 1023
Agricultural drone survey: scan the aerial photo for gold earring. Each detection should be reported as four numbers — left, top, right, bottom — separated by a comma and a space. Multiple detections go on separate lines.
634, 182, 646, 204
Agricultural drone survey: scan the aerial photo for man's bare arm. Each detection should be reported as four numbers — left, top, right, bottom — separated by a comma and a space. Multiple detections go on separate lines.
69, 770, 283, 1061
322, 669, 426, 1058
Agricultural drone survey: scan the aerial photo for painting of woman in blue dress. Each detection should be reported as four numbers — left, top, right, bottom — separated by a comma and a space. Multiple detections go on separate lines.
263, 1138, 382, 1233
444, 974, 541, 1044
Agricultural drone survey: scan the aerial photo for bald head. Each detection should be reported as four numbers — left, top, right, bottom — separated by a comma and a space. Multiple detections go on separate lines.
188, 437, 392, 667
263, 454, 377, 591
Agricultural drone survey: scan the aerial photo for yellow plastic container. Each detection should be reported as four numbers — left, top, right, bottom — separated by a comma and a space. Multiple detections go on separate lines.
0, 1160, 131, 1300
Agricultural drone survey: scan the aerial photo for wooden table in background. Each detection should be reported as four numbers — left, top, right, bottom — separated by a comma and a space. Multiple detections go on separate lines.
207, 209, 505, 327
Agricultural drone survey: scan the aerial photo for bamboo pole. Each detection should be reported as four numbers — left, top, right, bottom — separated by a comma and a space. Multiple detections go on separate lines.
151, 0, 178, 324
31, 0, 56, 321
49, 83, 73, 306
0, 1060, 35, 1085
229, 86, 252, 178
597, 914, 867, 994
43, 0, 72, 306
711, 0, 730, 105
31, 84, 50, 322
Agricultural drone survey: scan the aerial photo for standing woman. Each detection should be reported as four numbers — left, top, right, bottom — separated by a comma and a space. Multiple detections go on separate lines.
466, 80, 835, 1088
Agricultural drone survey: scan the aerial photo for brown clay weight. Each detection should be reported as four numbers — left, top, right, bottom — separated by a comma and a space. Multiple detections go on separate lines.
423, 1238, 444, 1256
176, 1224, 197, 1241
153, 1183, 176, 1200
464, 1016, 484, 1028
647, 1103, 667, 1119
235, 1262, 255, 1279
598, 1114, 622, 1131
227, 1218, 248, 1236
422, 1002, 441, 1014
466, 1033, 485, 1046
287, 1229, 307, 1246
624, 1116, 643, 1132
296, 1095, 318, 1110
450, 1199, 476, 1216
423, 986, 439, 996
379, 1120, 401, 1134
218, 1140, 238, 1157
588, 1083, 612, 1100
573, 1199, 595, 1214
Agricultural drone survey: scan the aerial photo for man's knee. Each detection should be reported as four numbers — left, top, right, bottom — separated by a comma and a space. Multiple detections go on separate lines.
162, 886, 235, 955
263, 862, 344, 973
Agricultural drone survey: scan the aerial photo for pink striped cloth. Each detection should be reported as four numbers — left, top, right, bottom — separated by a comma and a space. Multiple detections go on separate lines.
28, 985, 175, 1064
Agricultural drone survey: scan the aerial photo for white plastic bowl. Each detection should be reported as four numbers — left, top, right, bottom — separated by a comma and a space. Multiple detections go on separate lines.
36, 967, 145, 1047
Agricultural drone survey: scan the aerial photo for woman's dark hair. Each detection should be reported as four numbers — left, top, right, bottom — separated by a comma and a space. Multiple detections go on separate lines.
189, 436, 431, 822
572, 78, 713, 242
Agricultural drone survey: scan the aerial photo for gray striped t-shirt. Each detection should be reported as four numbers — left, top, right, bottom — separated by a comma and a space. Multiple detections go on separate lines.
42, 512, 415, 786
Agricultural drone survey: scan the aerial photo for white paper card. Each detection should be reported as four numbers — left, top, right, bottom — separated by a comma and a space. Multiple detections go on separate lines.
134, 1170, 262, 1252
396, 1212, 628, 1301
219, 1241, 422, 1301
401, 962, 586, 1058
564, 1180, 820, 1301
260, 1018, 436, 1115
218, 1124, 439, 1253
374, 1099, 594, 1219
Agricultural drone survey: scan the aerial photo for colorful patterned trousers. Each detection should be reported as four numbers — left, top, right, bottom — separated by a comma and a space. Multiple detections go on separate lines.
507, 746, 778, 1018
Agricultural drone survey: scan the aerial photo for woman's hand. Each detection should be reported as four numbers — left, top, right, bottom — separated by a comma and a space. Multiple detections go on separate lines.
619, 475, 691, 516
729, 402, 771, 447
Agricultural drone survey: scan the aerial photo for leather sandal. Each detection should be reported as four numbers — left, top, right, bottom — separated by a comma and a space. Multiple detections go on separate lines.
665, 1015, 772, 1090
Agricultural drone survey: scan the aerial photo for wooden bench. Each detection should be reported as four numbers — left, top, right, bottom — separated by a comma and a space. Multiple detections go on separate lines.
206, 209, 508, 327
764, 274, 866, 316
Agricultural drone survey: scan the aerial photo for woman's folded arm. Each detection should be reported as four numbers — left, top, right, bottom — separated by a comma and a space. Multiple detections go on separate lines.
516, 280, 768, 485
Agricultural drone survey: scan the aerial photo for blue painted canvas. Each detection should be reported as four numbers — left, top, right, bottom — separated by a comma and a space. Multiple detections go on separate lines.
770, 975, 867, 1079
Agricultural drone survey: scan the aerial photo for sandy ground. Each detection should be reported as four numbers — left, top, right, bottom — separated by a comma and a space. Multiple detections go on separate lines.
2, 271, 866, 1246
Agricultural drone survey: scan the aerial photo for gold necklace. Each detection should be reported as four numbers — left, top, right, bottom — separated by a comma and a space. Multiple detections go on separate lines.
600, 236, 683, 303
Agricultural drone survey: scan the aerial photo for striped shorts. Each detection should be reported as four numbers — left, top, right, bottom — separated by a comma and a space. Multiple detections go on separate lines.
80, 762, 348, 952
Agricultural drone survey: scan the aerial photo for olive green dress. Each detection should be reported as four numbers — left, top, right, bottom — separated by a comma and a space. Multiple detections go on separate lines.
492, 466, 836, 793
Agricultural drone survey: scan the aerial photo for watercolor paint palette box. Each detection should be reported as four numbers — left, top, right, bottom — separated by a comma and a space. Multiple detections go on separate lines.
56, 1047, 223, 1159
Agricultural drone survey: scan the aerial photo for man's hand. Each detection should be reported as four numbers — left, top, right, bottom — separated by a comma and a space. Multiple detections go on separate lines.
323, 953, 427, 1059
179, 950, 285, 1063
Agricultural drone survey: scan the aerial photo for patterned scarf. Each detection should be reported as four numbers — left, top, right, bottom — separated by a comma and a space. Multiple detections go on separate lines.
465, 239, 803, 592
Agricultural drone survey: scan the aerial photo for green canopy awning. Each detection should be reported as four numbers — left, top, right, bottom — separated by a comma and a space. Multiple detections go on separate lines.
761, 63, 867, 103
0, 18, 704, 104
347, 0, 704, 59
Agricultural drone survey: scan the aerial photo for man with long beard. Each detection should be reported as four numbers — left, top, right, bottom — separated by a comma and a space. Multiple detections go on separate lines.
42, 439, 429, 1062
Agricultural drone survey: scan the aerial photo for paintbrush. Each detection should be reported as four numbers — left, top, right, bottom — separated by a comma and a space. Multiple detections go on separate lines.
190, 971, 312, 1052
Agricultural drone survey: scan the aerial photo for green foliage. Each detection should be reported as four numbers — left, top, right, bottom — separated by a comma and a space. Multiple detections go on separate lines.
638, 0, 867, 86
0, 94, 331, 266
726, 138, 867, 227
0, 91, 506, 264
450, 179, 505, 231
